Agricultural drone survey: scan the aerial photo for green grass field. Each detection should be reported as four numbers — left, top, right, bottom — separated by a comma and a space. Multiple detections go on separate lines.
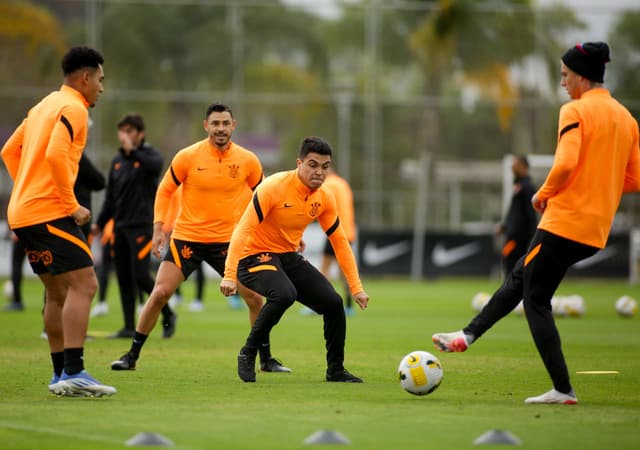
0, 276, 638, 450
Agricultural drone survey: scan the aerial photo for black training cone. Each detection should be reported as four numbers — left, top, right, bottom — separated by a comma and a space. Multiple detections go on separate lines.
304, 429, 351, 445
125, 432, 175, 447
473, 429, 522, 445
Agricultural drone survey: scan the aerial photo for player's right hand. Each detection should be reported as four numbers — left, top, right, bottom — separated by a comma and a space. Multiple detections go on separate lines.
220, 279, 238, 297
152, 230, 167, 258
72, 206, 91, 226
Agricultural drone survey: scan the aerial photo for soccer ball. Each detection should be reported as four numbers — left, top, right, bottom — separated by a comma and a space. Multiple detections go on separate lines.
615, 295, 637, 317
471, 292, 491, 312
2, 280, 13, 300
563, 295, 586, 317
398, 351, 443, 396
552, 295, 585, 317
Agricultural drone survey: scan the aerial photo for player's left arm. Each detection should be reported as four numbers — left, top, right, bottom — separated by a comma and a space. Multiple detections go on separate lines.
246, 152, 264, 191
320, 193, 368, 309
46, 105, 87, 215
623, 126, 640, 193
1, 119, 26, 180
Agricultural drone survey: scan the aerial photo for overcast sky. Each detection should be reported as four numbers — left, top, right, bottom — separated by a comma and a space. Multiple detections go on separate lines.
281, 0, 639, 39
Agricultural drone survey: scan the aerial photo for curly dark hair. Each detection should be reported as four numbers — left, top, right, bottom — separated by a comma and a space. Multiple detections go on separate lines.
61, 46, 104, 75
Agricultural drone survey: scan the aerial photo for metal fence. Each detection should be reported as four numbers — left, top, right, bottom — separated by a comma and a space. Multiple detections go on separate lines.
1, 0, 639, 231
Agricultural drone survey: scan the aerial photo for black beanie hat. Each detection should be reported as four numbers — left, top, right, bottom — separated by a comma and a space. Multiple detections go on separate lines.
561, 42, 610, 83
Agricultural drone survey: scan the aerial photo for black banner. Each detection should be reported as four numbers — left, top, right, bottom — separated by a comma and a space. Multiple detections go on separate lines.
357, 230, 629, 278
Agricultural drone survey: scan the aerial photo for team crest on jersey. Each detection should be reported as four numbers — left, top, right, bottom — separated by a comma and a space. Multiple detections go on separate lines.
309, 202, 321, 217
27, 250, 53, 266
228, 164, 240, 178
181, 245, 193, 259
257, 253, 272, 263
136, 235, 146, 244
133, 161, 140, 168
114, 162, 121, 170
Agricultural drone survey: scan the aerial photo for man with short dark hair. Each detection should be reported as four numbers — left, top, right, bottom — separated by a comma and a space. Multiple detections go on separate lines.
432, 41, 640, 405
1, 46, 116, 397
495, 155, 538, 276
110, 103, 289, 373
94, 113, 176, 339
221, 136, 370, 383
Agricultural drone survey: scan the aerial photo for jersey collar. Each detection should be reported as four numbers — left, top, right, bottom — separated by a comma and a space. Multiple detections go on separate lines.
293, 170, 315, 198
60, 84, 90, 108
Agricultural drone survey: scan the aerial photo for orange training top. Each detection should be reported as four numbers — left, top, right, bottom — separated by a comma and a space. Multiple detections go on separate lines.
323, 172, 357, 242
223, 170, 363, 295
536, 88, 640, 248
161, 185, 182, 234
1, 85, 89, 228
154, 139, 262, 242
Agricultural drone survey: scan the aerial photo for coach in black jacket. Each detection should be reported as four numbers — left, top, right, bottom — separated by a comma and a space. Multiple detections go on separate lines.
95, 114, 176, 338
496, 155, 539, 276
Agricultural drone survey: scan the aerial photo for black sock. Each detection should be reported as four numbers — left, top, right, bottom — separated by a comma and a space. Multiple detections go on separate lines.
161, 304, 173, 321
51, 352, 64, 377
241, 344, 257, 357
64, 348, 84, 375
130, 332, 148, 359
258, 341, 271, 363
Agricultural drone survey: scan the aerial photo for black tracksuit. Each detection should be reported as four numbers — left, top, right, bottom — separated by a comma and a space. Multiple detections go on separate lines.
97, 142, 173, 331
501, 175, 538, 275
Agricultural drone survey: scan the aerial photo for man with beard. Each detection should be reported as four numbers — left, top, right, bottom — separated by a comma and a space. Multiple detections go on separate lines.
111, 103, 290, 374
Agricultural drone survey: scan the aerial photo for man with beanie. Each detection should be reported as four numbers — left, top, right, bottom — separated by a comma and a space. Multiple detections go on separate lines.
432, 41, 640, 404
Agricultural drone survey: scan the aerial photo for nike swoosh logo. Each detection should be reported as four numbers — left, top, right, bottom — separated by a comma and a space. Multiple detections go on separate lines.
284, 204, 295, 208
572, 246, 617, 269
362, 241, 411, 266
197, 167, 207, 171
432, 241, 481, 267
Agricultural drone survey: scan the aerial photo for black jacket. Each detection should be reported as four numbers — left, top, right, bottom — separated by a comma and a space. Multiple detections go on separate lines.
74, 153, 106, 211
97, 141, 163, 231
503, 175, 538, 244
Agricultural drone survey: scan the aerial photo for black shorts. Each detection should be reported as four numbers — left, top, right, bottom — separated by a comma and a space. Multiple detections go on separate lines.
163, 238, 228, 279
13, 217, 94, 275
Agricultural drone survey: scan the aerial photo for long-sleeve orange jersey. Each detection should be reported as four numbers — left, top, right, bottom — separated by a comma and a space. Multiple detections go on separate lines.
1, 85, 89, 228
223, 170, 363, 295
323, 172, 357, 242
153, 139, 263, 242
536, 88, 640, 248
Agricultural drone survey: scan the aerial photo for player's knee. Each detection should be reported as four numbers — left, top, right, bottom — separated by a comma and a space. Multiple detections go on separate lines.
150, 283, 174, 304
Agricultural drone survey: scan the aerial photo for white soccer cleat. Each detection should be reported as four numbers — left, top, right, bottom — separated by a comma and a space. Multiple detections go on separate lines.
524, 388, 577, 405
168, 293, 183, 308
188, 300, 204, 312
90, 302, 109, 317
432, 330, 469, 352
54, 370, 117, 398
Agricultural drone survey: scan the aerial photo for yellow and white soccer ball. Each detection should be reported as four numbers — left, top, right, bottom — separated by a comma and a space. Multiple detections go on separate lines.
561, 295, 586, 317
398, 351, 443, 396
615, 295, 638, 317
471, 292, 491, 312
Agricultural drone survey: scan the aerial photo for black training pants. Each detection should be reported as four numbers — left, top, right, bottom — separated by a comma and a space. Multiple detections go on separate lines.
465, 229, 598, 393
238, 252, 347, 373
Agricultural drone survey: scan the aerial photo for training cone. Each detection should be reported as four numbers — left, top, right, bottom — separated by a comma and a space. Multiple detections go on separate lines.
125, 432, 174, 447
473, 429, 521, 445
304, 429, 351, 445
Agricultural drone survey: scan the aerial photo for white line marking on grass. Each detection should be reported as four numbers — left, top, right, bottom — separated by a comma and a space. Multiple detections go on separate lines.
0, 421, 201, 450
575, 371, 620, 375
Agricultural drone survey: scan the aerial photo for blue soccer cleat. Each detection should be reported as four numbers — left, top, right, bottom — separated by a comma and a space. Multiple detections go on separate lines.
53, 370, 117, 397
